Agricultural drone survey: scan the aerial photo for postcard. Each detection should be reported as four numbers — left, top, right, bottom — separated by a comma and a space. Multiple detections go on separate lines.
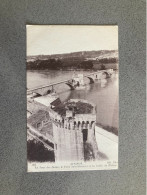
27, 25, 118, 172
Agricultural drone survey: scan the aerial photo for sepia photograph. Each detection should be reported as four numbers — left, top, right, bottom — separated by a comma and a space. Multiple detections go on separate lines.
26, 25, 119, 172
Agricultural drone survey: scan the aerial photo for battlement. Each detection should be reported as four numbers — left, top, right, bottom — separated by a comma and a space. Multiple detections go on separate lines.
53, 119, 96, 131
48, 99, 96, 131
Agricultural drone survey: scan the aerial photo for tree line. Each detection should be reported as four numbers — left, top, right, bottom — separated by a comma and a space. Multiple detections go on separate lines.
98, 58, 118, 64
27, 57, 117, 70
27, 59, 94, 70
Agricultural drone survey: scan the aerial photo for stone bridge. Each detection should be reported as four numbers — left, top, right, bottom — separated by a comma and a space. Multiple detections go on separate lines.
27, 69, 114, 96
85, 69, 114, 84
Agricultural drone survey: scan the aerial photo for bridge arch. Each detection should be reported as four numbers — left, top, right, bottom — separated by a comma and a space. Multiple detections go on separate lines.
103, 71, 110, 78
65, 83, 75, 90
86, 76, 94, 84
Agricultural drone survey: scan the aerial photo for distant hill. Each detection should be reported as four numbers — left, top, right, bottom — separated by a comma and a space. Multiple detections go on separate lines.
27, 50, 118, 62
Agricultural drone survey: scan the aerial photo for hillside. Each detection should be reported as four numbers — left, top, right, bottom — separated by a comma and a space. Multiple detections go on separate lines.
27, 50, 118, 61
27, 50, 118, 70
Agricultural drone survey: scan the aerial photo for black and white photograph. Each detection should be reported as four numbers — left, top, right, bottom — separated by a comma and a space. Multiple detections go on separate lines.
27, 25, 119, 172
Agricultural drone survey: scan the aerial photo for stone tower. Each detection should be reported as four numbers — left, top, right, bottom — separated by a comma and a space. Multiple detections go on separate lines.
49, 99, 99, 162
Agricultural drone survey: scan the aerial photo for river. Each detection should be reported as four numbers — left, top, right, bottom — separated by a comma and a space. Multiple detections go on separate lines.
27, 70, 118, 130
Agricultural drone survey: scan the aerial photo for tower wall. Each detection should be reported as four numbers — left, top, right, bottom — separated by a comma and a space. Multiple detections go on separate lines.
53, 122, 84, 161
49, 99, 99, 162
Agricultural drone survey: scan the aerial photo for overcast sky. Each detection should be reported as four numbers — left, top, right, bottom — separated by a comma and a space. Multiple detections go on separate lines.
27, 25, 118, 56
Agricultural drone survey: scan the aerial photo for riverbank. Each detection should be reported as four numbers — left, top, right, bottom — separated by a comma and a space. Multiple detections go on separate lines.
96, 123, 118, 136
95, 125, 118, 161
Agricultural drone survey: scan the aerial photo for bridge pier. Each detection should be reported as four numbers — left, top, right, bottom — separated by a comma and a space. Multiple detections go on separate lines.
66, 74, 86, 90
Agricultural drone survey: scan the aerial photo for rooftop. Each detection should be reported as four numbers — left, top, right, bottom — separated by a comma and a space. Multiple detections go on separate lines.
27, 109, 53, 137
27, 110, 49, 126
52, 100, 94, 117
27, 100, 47, 115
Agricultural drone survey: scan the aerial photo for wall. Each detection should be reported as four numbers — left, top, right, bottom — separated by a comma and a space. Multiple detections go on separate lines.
53, 122, 84, 161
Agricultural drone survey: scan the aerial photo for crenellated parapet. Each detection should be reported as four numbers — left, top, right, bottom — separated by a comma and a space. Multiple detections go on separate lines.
52, 118, 96, 131
49, 99, 96, 131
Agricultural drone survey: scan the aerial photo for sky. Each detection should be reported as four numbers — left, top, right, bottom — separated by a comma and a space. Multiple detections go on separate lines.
27, 25, 118, 56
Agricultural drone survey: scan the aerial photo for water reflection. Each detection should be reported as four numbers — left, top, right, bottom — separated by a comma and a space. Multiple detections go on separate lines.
100, 79, 107, 88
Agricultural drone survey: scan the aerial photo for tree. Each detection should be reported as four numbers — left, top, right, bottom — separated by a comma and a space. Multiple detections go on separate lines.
80, 61, 93, 69
100, 64, 106, 70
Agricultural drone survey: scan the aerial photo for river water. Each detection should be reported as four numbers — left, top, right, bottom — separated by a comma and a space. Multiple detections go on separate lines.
27, 70, 118, 129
